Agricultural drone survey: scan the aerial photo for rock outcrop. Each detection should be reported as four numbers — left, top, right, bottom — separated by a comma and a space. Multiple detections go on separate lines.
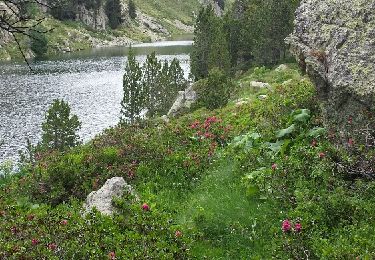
167, 84, 197, 117
76, 5, 108, 31
83, 177, 137, 216
286, 0, 375, 143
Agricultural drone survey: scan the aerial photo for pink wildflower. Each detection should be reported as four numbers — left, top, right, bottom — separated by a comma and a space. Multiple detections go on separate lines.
108, 251, 116, 260
319, 152, 326, 159
348, 138, 354, 146
295, 223, 302, 233
282, 219, 292, 233
272, 163, 277, 171
175, 230, 182, 238
142, 203, 150, 211
31, 238, 39, 246
190, 120, 200, 129
48, 243, 57, 251
311, 140, 317, 147
60, 219, 68, 225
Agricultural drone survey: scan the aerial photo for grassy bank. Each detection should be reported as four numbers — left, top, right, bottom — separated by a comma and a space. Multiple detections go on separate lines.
1, 65, 375, 258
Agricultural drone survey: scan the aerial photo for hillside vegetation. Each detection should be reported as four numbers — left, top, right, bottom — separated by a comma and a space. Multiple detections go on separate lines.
2, 65, 375, 258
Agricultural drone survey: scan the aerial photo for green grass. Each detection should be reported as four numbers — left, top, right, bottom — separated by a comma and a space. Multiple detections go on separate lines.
178, 158, 282, 259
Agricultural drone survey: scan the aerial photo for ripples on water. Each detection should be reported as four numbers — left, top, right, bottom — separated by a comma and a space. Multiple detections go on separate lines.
0, 42, 191, 163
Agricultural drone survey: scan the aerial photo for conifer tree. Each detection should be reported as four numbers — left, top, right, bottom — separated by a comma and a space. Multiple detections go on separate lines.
41, 99, 81, 151
121, 48, 144, 124
105, 0, 123, 29
128, 0, 137, 19
142, 52, 162, 117
191, 6, 231, 80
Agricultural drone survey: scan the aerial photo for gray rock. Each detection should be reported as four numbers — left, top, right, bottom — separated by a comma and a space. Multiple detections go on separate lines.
275, 64, 288, 72
258, 95, 268, 100
286, 0, 375, 143
83, 177, 136, 216
167, 84, 197, 117
250, 81, 271, 90
235, 98, 250, 107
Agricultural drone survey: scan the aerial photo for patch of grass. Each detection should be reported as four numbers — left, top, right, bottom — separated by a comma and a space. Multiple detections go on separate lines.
179, 158, 282, 259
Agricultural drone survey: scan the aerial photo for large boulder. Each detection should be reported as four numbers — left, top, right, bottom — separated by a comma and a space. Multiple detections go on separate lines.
286, 0, 375, 144
83, 177, 136, 216
167, 84, 197, 117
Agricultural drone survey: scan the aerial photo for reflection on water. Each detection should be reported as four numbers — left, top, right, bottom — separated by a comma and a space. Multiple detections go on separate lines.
0, 41, 192, 163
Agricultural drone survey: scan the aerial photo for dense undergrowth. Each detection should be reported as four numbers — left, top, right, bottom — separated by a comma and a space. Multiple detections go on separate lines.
1, 65, 375, 259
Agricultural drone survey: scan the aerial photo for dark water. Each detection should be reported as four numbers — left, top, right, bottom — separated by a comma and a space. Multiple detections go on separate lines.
0, 41, 193, 163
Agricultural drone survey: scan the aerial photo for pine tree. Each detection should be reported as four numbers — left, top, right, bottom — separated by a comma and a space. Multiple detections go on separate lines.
105, 0, 122, 29
191, 6, 231, 80
128, 0, 137, 19
238, 0, 298, 65
121, 48, 144, 124
142, 52, 162, 117
121, 52, 187, 121
41, 99, 81, 151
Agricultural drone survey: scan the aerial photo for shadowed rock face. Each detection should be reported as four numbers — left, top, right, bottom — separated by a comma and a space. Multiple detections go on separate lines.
286, 0, 375, 144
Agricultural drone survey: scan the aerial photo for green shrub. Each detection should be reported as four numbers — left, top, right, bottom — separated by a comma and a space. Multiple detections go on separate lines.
30, 28, 48, 58
196, 68, 233, 110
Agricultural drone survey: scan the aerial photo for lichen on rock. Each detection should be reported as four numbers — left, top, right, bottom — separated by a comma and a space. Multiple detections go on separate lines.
83, 177, 137, 216
286, 0, 375, 145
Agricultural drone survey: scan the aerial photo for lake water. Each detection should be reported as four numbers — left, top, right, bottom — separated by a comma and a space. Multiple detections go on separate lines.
0, 40, 193, 163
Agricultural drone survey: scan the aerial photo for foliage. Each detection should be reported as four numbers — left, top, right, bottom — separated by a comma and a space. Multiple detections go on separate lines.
30, 27, 48, 58
237, 0, 298, 65
195, 68, 234, 110
121, 51, 186, 123
190, 6, 230, 80
128, 0, 137, 19
105, 0, 122, 29
41, 99, 81, 151
121, 48, 143, 124
192, 0, 299, 73
2, 66, 375, 259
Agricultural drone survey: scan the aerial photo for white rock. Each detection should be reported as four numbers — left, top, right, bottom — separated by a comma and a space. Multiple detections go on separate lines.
275, 64, 288, 72
250, 81, 271, 89
161, 115, 170, 123
258, 95, 268, 100
83, 177, 136, 216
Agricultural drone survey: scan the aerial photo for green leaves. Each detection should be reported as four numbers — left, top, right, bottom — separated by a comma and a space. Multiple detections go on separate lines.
308, 127, 327, 138
293, 109, 311, 123
276, 124, 296, 139
232, 132, 261, 152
